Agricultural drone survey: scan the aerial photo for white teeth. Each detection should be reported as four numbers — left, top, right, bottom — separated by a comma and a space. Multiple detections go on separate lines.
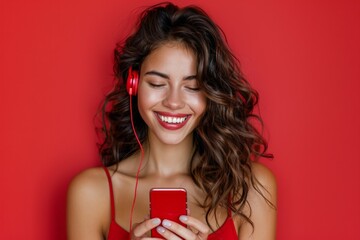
159, 115, 187, 124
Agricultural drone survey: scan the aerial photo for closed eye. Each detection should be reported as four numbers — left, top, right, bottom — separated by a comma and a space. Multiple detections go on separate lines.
186, 87, 200, 91
149, 83, 166, 88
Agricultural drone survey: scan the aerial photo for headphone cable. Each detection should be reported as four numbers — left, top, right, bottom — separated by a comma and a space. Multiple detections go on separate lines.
128, 95, 145, 235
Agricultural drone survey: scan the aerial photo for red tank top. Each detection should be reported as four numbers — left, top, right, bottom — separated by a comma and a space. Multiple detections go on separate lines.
104, 167, 238, 240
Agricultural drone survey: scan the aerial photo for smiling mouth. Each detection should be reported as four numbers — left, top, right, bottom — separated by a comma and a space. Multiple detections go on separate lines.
157, 114, 188, 124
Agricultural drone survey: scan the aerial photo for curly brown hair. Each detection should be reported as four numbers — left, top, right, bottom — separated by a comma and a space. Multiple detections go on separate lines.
98, 2, 273, 229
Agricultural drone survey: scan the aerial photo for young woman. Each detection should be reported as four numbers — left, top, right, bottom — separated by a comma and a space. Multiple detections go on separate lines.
67, 3, 277, 240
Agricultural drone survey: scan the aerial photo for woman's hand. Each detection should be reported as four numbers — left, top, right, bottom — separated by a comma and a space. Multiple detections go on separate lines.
130, 218, 162, 240
155, 215, 210, 240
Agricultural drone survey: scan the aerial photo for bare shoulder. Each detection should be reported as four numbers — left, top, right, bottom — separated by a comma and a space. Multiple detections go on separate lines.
251, 162, 277, 197
67, 167, 110, 240
237, 162, 277, 240
67, 167, 110, 209
67, 167, 109, 196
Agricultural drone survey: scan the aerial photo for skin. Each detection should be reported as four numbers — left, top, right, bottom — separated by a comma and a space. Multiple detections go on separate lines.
67, 42, 277, 240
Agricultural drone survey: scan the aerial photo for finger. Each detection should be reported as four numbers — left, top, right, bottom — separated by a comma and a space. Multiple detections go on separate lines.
155, 226, 183, 240
179, 216, 210, 239
135, 238, 163, 240
160, 219, 201, 240
132, 218, 161, 238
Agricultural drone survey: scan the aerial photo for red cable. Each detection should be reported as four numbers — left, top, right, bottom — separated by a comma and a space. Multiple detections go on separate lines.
128, 95, 145, 235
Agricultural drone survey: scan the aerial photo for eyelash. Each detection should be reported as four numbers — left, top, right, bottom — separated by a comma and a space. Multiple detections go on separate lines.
149, 83, 165, 88
186, 87, 200, 92
148, 83, 200, 92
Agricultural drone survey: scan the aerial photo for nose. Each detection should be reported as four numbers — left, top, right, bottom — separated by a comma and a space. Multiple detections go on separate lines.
162, 88, 185, 110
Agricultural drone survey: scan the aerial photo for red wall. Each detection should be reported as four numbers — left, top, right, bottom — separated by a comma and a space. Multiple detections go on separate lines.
1, 0, 359, 239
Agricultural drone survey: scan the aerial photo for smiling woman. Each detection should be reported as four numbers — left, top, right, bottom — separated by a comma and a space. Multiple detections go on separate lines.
66, 2, 276, 240
138, 42, 207, 143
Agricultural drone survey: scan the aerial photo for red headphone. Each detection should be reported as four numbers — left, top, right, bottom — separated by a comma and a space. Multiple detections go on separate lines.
126, 66, 139, 96
126, 66, 143, 233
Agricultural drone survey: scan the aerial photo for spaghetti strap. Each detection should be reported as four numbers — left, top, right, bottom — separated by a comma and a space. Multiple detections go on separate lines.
103, 167, 115, 220
227, 206, 232, 216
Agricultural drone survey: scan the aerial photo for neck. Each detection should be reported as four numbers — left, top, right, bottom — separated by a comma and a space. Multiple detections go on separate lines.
142, 133, 195, 177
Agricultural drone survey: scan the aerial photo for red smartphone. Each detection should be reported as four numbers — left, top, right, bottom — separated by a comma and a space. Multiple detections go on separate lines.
150, 188, 188, 238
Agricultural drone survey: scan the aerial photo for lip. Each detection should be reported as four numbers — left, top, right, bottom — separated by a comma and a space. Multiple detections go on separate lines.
155, 111, 191, 130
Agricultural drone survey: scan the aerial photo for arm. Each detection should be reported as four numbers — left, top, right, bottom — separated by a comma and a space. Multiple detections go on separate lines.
67, 168, 109, 240
238, 162, 277, 240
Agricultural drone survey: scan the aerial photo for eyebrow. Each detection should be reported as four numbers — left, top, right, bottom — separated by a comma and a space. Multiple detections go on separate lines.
144, 70, 197, 80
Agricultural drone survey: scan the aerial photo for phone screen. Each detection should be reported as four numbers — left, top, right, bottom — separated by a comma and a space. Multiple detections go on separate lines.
150, 188, 187, 238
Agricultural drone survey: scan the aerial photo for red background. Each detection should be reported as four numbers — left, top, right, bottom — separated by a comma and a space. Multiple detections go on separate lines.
1, 0, 359, 239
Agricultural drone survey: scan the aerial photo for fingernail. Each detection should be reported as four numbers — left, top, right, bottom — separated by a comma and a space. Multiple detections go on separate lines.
162, 219, 172, 227
152, 218, 161, 225
157, 226, 166, 233
179, 215, 188, 222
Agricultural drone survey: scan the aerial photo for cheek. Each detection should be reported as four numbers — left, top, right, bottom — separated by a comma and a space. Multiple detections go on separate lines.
138, 88, 164, 107
137, 87, 147, 118
137, 99, 148, 120
189, 94, 207, 115
137, 87, 164, 117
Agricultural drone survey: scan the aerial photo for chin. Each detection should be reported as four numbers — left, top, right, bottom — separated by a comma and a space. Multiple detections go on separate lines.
152, 131, 193, 146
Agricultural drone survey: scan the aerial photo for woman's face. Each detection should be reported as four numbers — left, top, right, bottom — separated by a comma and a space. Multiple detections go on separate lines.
137, 42, 207, 145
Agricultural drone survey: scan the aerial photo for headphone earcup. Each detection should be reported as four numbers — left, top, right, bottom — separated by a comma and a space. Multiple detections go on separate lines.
126, 67, 139, 96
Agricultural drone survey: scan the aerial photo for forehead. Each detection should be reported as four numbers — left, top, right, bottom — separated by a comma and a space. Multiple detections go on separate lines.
141, 41, 197, 72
